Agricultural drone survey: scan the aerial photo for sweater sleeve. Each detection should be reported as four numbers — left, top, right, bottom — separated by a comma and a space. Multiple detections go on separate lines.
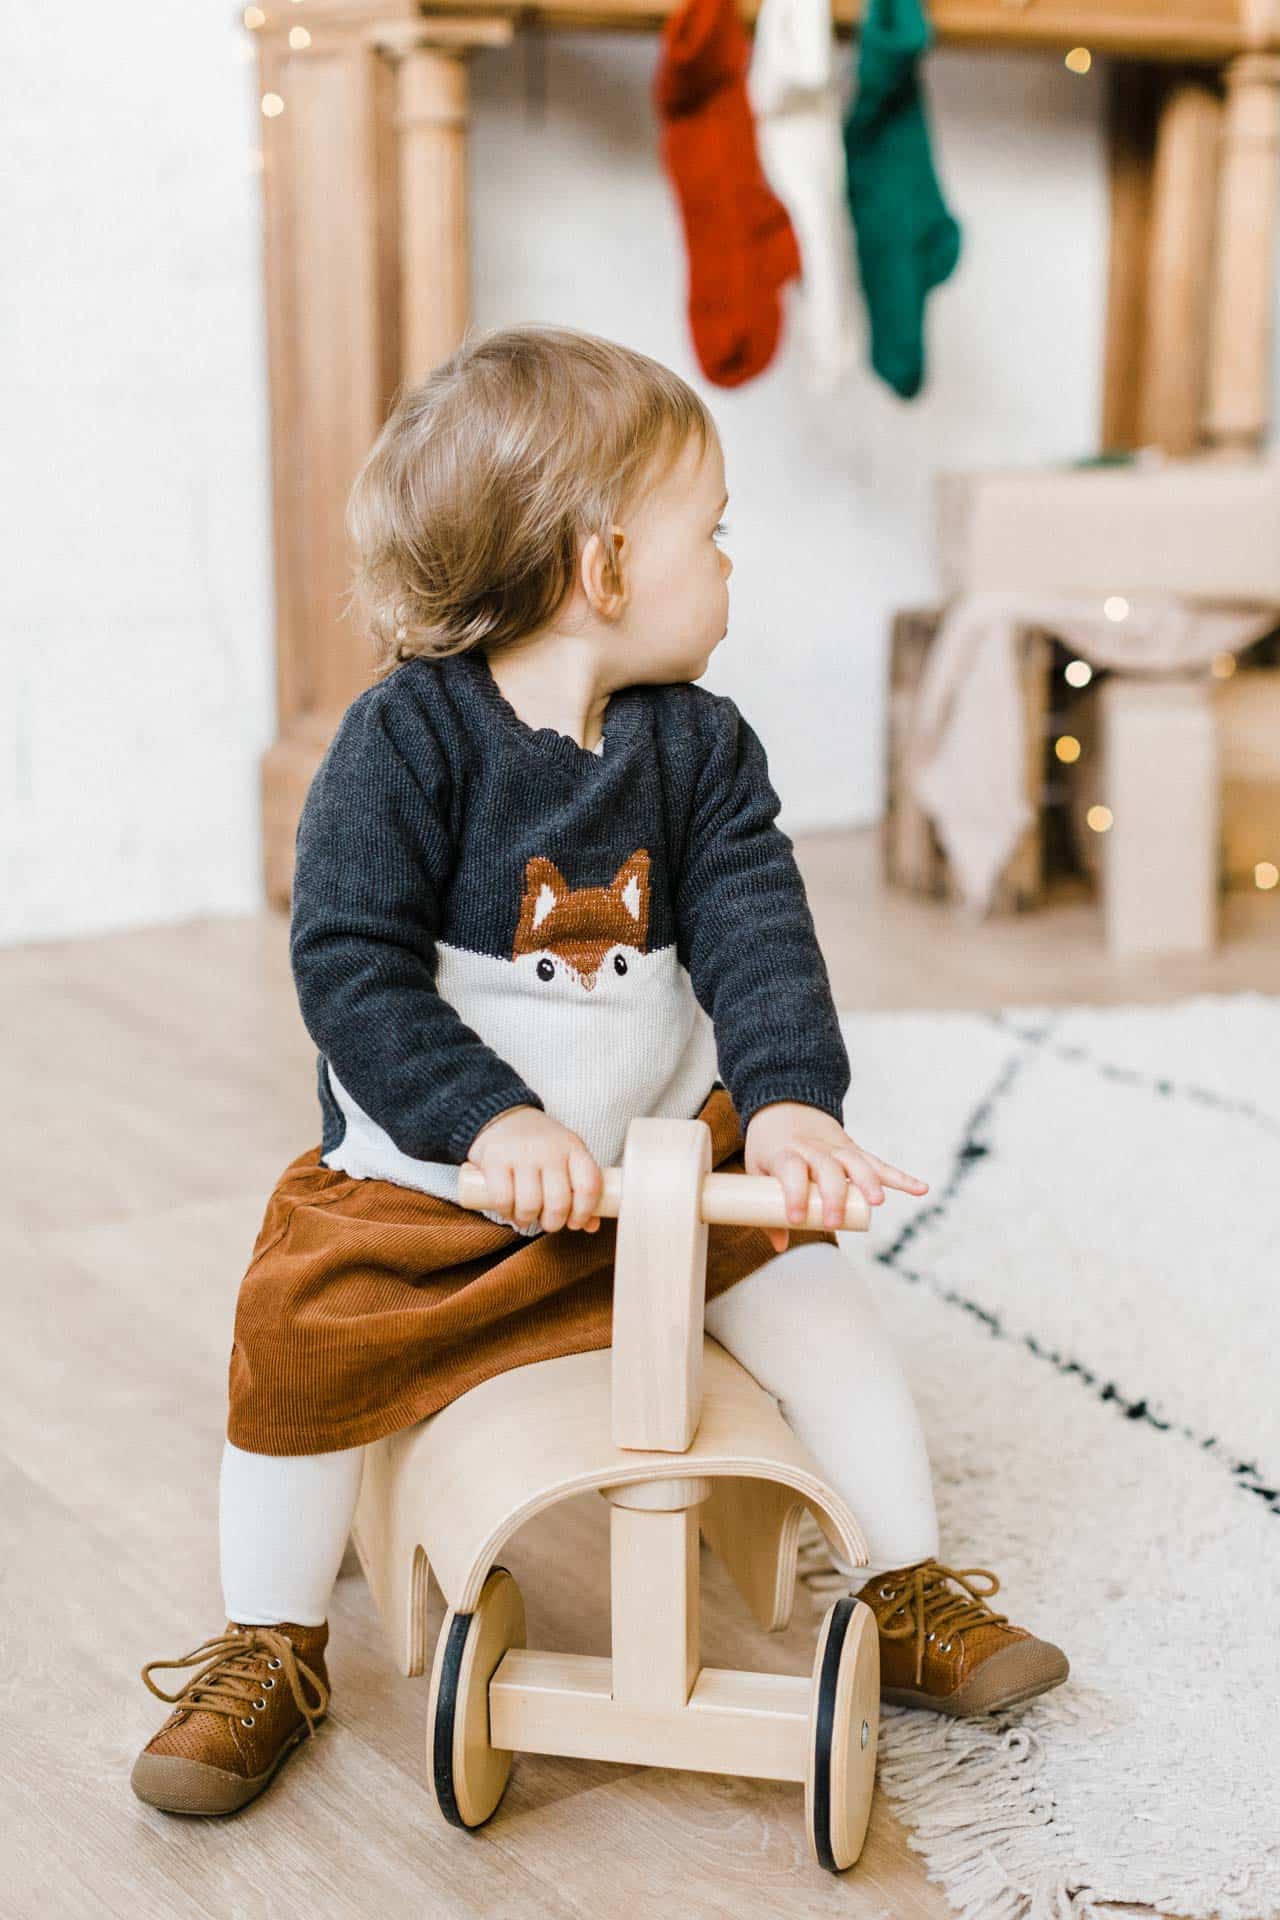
673, 694, 851, 1132
289, 689, 546, 1165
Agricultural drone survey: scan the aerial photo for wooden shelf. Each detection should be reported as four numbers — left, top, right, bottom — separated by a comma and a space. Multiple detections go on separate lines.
436, 0, 1280, 59
280, 0, 1280, 59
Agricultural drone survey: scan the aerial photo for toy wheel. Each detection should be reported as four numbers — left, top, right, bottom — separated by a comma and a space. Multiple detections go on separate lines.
428, 1566, 526, 1830
805, 1595, 879, 1872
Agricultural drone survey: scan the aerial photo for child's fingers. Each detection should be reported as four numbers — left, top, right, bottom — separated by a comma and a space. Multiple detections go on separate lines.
481, 1162, 515, 1221
567, 1147, 603, 1231
863, 1152, 929, 1194
821, 1146, 881, 1211
773, 1149, 813, 1225
539, 1164, 573, 1234
807, 1148, 860, 1227
769, 1147, 861, 1229
513, 1163, 543, 1229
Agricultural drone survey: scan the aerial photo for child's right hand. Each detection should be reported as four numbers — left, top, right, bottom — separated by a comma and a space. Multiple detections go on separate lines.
464, 1106, 604, 1235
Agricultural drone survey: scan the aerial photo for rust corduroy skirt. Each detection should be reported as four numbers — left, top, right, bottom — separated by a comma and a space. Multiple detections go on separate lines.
226, 1086, 836, 1456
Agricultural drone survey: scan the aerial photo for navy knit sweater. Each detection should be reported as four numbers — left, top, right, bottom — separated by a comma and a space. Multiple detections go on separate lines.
290, 646, 850, 1230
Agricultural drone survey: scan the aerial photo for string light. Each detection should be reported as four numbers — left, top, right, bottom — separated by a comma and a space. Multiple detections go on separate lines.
1210, 652, 1237, 679
1065, 659, 1093, 688
1055, 735, 1082, 764
1256, 862, 1279, 891
1103, 595, 1129, 622
1065, 46, 1092, 72
1087, 805, 1113, 833
261, 91, 285, 116
242, 4, 265, 25
289, 23, 311, 46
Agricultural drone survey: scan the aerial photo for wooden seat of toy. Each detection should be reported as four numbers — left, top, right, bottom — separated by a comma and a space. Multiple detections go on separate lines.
353, 1337, 868, 1671
350, 1113, 881, 1873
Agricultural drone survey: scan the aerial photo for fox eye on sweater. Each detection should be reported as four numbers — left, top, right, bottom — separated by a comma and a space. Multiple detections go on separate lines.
613, 953, 628, 976
536, 957, 555, 982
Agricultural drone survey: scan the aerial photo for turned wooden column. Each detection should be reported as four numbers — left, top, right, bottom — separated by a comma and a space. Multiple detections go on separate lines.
1102, 49, 1280, 459
375, 22, 485, 380
1139, 72, 1222, 454
1203, 53, 1280, 455
1102, 63, 1161, 455
1102, 65, 1224, 456
254, 4, 511, 907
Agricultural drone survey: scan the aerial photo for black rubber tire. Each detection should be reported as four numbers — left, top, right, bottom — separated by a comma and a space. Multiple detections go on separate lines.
810, 1595, 857, 1873
430, 1565, 515, 1832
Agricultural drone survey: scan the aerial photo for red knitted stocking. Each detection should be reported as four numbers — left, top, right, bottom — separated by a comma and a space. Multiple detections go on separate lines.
655, 0, 801, 387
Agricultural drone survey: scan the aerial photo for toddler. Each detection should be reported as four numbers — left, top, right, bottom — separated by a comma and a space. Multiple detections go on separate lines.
132, 325, 1067, 1817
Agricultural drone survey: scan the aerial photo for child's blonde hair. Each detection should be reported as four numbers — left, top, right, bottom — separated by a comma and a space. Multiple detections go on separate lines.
346, 325, 715, 677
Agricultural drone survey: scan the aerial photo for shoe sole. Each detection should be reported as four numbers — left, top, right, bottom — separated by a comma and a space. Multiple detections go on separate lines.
130, 1723, 312, 1816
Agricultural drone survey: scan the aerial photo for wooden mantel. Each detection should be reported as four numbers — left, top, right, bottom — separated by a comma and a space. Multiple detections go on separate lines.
252, 0, 1280, 904
280, 0, 1280, 58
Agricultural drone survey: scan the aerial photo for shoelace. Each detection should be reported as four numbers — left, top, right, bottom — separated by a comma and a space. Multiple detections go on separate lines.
140, 1625, 330, 1738
868, 1561, 1008, 1686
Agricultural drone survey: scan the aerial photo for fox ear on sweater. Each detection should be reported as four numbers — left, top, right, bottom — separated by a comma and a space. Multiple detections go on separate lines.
513, 849, 653, 959
521, 857, 573, 936
608, 851, 651, 931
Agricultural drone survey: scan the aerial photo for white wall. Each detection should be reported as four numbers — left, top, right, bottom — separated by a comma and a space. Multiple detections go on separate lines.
1, 7, 1268, 942
2, 6, 275, 945
470, 35, 1108, 833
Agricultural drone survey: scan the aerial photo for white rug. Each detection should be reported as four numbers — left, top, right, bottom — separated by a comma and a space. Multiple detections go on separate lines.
802, 990, 1280, 1920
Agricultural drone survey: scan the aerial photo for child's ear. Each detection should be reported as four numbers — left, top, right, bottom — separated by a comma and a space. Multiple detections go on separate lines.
580, 527, 630, 620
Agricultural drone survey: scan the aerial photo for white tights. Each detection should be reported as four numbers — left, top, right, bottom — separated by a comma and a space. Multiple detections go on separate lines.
220, 1240, 939, 1626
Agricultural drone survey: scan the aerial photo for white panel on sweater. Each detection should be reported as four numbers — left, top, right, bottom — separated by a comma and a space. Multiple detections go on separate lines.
323, 935, 721, 1236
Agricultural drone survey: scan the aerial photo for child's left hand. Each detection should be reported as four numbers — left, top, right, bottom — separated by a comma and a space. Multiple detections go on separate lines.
743, 1101, 930, 1254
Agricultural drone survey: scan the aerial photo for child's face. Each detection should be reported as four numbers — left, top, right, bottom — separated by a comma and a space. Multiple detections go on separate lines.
614, 431, 732, 683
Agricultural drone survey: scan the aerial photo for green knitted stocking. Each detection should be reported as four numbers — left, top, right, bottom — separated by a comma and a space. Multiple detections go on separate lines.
843, 0, 961, 399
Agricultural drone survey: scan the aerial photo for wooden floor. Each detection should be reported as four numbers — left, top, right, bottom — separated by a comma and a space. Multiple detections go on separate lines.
3, 828, 1274, 1920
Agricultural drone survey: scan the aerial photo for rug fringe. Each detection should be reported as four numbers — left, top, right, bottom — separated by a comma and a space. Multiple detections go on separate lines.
876, 1708, 1096, 1920
797, 1514, 1229, 1920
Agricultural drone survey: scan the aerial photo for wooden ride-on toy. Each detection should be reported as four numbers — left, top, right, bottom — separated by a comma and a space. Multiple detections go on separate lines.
350, 1116, 880, 1874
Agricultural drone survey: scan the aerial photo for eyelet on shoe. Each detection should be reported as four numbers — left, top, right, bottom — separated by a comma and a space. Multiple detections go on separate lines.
926, 1630, 936, 1642
267, 1658, 282, 1669
879, 1585, 896, 1599
938, 1641, 953, 1654
253, 1698, 267, 1711
241, 1716, 255, 1727
263, 1677, 276, 1689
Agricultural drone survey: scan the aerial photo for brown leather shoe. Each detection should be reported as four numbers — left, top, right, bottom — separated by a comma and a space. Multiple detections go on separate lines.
855, 1561, 1069, 1717
131, 1621, 330, 1815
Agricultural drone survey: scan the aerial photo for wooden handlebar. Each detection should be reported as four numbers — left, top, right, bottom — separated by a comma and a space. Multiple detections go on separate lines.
455, 1162, 872, 1233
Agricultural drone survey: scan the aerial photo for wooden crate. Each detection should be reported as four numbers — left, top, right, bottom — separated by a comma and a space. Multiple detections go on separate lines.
883, 608, 1055, 913
885, 610, 1280, 910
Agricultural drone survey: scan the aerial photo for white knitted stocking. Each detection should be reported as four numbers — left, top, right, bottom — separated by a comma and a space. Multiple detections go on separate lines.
748, 0, 860, 388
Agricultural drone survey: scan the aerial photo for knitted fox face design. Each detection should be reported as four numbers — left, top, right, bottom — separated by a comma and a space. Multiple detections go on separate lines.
512, 851, 652, 995
325, 840, 719, 1189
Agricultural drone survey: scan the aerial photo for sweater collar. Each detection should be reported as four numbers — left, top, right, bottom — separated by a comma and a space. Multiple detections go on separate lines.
450, 646, 642, 770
